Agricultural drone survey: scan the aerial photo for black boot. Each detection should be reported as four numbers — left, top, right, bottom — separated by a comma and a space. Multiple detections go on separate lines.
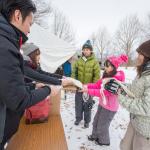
88, 135, 97, 141
84, 122, 89, 128
74, 120, 80, 125
95, 139, 110, 146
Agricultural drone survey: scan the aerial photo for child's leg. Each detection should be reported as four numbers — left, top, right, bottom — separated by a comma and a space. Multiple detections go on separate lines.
91, 105, 102, 138
75, 92, 84, 122
83, 96, 93, 124
96, 107, 116, 144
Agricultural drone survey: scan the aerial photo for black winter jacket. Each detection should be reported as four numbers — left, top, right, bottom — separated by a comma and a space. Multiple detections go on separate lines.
0, 14, 50, 144
24, 60, 62, 85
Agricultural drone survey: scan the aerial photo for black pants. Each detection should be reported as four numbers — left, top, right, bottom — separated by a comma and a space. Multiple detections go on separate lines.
75, 92, 93, 123
0, 109, 23, 150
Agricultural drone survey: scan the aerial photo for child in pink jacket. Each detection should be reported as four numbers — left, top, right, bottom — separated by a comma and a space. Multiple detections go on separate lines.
81, 54, 128, 146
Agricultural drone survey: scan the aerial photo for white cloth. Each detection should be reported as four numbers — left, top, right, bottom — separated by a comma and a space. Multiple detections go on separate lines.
27, 24, 77, 73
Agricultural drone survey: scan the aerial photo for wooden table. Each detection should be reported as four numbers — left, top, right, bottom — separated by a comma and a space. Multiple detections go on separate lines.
6, 91, 68, 150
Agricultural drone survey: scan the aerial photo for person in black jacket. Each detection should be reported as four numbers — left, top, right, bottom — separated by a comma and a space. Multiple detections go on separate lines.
0, 0, 64, 149
22, 43, 64, 86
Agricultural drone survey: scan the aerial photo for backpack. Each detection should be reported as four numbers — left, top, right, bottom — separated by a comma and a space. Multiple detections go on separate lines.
24, 97, 51, 124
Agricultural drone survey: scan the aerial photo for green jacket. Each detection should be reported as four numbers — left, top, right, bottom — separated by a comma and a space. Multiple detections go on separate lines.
118, 70, 150, 138
71, 55, 100, 84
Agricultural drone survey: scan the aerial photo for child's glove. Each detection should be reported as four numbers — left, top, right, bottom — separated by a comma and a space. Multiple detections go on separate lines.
88, 100, 95, 109
104, 79, 127, 96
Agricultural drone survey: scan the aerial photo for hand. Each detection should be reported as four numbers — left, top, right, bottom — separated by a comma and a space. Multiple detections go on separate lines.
104, 79, 121, 94
118, 88, 127, 96
61, 78, 73, 87
50, 85, 61, 97
62, 76, 66, 79
79, 85, 88, 93
36, 83, 45, 89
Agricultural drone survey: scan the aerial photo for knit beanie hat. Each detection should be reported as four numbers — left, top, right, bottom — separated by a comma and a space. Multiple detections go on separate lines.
107, 54, 128, 69
22, 43, 39, 56
136, 40, 150, 58
82, 40, 93, 51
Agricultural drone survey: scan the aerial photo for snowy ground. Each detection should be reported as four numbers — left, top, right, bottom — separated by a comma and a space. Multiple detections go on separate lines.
60, 67, 137, 150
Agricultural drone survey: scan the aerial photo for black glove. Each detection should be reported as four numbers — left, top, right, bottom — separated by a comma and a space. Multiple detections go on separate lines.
104, 79, 127, 96
88, 100, 95, 109
104, 79, 121, 94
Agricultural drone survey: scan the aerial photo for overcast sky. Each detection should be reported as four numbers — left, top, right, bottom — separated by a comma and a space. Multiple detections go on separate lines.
51, 0, 150, 46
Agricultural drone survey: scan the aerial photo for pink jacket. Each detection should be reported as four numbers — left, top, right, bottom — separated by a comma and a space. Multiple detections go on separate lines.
87, 71, 125, 112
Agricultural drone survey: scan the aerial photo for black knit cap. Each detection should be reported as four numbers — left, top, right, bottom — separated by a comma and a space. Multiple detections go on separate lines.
136, 40, 150, 58
82, 40, 93, 51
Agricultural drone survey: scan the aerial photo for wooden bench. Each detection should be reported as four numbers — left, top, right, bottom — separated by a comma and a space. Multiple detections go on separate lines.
6, 91, 68, 150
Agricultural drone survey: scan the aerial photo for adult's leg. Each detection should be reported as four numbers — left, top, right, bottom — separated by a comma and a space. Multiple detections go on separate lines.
133, 129, 150, 150
120, 122, 135, 150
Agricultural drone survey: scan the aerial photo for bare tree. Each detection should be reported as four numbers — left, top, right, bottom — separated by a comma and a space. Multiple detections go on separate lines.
32, 1, 76, 44
134, 14, 150, 44
94, 28, 110, 63
143, 13, 150, 40
115, 15, 142, 65
146, 14, 150, 37
90, 33, 97, 48
51, 9, 76, 45
33, 0, 53, 27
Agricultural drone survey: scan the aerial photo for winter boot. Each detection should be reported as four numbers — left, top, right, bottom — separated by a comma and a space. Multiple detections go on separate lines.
88, 135, 97, 141
84, 122, 89, 128
74, 120, 80, 125
95, 139, 110, 146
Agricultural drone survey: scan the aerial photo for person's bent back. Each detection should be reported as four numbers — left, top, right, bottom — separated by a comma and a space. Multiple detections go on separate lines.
0, 1, 51, 149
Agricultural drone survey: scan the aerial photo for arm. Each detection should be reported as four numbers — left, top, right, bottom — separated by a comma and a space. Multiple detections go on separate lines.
87, 79, 102, 89
88, 87, 112, 98
88, 89, 100, 97
87, 78, 110, 97
118, 86, 150, 116
93, 61, 100, 83
24, 64, 62, 85
0, 49, 51, 112
36, 66, 62, 79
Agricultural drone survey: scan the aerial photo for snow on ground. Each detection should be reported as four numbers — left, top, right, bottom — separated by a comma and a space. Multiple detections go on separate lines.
61, 67, 137, 150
